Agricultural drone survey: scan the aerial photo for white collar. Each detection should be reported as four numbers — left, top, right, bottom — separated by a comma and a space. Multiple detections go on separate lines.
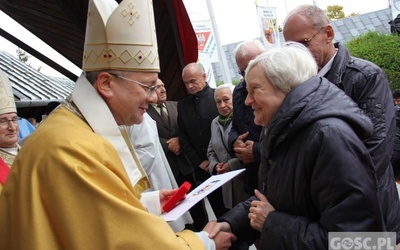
0, 145, 19, 156
317, 49, 338, 77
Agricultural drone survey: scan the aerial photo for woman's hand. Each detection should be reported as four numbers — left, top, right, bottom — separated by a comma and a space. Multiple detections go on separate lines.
216, 163, 231, 174
248, 189, 275, 232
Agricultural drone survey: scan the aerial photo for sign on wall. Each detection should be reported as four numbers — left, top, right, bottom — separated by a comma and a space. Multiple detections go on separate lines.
193, 20, 218, 63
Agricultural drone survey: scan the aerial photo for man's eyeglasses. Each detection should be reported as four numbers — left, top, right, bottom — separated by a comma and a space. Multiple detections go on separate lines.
0, 117, 21, 128
297, 26, 326, 47
109, 73, 158, 96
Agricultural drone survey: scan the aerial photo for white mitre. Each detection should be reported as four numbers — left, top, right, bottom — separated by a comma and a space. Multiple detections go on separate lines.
83, 0, 160, 72
0, 69, 16, 115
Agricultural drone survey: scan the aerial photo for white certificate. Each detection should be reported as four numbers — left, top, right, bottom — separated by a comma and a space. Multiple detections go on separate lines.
161, 169, 246, 222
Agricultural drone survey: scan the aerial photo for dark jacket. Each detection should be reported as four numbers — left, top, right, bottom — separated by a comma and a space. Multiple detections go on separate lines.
324, 43, 400, 236
219, 77, 389, 249
394, 107, 400, 152
147, 101, 193, 178
228, 80, 263, 192
392, 107, 400, 178
177, 84, 218, 180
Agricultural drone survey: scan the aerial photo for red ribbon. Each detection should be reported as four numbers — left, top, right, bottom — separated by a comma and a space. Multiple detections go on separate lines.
0, 158, 10, 185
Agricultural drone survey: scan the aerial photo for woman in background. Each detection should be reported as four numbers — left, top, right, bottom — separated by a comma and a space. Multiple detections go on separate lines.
207, 83, 249, 209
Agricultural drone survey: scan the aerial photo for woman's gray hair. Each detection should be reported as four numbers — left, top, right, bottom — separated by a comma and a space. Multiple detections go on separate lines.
244, 42, 317, 94
215, 83, 235, 97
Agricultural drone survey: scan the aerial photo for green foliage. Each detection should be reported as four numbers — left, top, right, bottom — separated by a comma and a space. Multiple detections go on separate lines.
326, 5, 345, 21
16, 48, 41, 71
346, 31, 400, 91
216, 79, 240, 87
16, 48, 30, 63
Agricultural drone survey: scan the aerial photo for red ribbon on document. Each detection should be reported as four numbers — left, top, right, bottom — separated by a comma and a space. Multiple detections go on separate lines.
0, 158, 10, 185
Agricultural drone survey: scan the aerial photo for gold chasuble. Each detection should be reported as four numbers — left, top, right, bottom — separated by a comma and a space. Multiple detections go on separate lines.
0, 75, 204, 250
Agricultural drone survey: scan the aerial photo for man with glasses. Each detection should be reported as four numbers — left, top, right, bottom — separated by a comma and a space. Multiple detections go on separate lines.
0, 70, 20, 194
0, 0, 235, 249
283, 4, 400, 245
109, 72, 159, 95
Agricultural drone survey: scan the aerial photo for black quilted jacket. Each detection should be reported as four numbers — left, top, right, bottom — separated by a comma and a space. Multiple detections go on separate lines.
325, 43, 399, 237
219, 77, 398, 249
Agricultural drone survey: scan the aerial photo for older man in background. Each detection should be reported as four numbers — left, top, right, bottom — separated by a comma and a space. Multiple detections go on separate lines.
178, 63, 228, 220
229, 40, 264, 193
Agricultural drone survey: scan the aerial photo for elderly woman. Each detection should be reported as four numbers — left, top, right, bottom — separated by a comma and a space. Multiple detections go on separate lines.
205, 43, 393, 249
207, 83, 249, 209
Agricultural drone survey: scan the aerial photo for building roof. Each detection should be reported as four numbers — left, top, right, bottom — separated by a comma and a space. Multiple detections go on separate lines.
331, 8, 391, 44
0, 51, 74, 108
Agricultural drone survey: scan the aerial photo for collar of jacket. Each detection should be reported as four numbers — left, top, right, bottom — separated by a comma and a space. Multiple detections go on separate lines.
324, 42, 349, 87
192, 83, 211, 99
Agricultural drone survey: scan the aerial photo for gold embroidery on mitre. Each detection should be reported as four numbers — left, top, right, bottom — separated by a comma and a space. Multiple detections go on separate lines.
83, 0, 160, 72
121, 2, 140, 26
